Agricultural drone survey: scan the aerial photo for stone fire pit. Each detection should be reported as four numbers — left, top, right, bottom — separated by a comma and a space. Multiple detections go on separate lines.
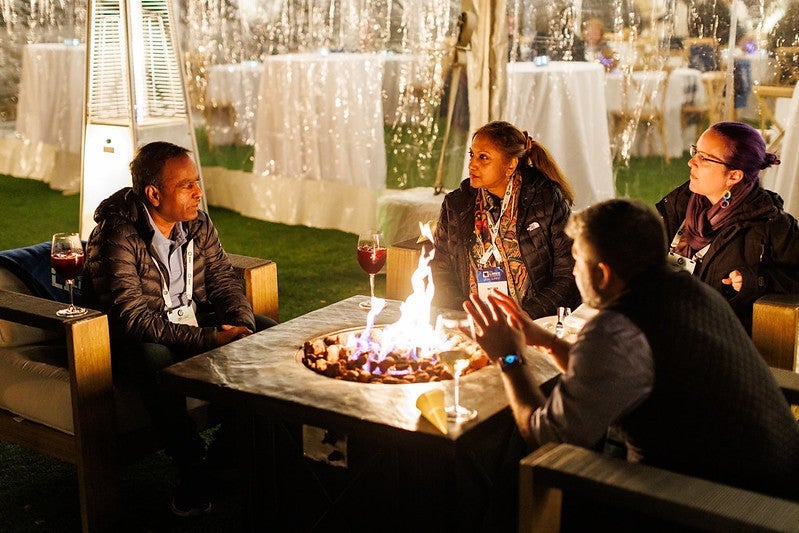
301, 326, 491, 384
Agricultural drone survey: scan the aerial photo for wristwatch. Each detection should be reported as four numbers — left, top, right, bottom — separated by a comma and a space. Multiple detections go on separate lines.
498, 353, 524, 372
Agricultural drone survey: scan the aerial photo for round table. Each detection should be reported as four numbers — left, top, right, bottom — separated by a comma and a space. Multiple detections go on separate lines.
205, 61, 263, 145
764, 83, 799, 218
15, 43, 85, 155
505, 61, 615, 210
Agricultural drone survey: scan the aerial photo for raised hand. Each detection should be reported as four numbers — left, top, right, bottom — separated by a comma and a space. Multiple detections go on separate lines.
721, 269, 743, 292
481, 290, 553, 349
463, 293, 526, 362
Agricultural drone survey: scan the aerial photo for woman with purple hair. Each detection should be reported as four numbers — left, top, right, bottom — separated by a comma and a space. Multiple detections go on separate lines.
656, 121, 799, 333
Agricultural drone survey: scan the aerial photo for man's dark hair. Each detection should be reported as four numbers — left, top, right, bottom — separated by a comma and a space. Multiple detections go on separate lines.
130, 141, 191, 199
566, 199, 667, 282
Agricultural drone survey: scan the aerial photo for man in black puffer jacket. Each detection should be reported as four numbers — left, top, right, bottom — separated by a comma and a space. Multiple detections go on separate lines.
86, 141, 274, 517
466, 199, 799, 502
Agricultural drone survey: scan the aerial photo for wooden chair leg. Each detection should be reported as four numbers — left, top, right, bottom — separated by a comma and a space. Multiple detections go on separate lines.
68, 315, 120, 531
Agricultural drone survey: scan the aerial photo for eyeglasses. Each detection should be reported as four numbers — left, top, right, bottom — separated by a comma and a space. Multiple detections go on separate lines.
689, 145, 732, 168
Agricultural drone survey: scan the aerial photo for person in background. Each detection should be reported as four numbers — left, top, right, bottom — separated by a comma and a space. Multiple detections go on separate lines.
465, 198, 799, 501
582, 18, 617, 71
656, 122, 799, 333
432, 121, 579, 320
86, 141, 275, 517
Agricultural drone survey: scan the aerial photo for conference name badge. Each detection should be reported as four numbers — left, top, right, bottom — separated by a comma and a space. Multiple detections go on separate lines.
477, 266, 509, 301
667, 251, 697, 274
167, 304, 199, 327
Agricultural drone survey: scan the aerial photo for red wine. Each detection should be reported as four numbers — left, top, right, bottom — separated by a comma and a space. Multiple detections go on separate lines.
357, 246, 386, 274
51, 252, 85, 281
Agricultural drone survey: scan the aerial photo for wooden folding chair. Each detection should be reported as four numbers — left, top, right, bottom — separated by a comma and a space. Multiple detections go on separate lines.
609, 68, 670, 163
752, 84, 795, 151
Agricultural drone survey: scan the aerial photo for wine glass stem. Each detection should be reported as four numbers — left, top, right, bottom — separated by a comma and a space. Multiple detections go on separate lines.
66, 280, 75, 310
369, 273, 375, 300
454, 371, 461, 411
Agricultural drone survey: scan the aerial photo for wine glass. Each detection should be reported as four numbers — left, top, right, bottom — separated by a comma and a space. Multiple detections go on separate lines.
435, 311, 477, 422
356, 230, 386, 310
51, 232, 88, 317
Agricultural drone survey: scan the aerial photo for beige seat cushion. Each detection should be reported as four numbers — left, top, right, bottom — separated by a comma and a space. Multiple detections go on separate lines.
0, 342, 202, 436
0, 265, 60, 347
0, 344, 74, 433
0, 265, 207, 436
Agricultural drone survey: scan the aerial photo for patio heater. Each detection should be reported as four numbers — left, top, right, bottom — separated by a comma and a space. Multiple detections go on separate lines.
79, 0, 206, 239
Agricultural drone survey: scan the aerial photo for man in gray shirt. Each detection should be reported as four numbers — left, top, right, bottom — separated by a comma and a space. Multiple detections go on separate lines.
465, 198, 799, 500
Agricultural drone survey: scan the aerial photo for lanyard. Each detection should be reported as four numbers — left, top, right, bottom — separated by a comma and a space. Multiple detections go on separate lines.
479, 180, 514, 265
151, 239, 194, 310
670, 221, 711, 262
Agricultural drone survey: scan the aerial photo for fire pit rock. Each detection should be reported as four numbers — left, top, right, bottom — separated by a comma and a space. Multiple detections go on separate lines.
301, 328, 491, 385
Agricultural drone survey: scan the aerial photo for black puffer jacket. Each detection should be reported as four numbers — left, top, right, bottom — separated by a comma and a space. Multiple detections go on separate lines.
86, 187, 254, 355
431, 168, 579, 318
656, 181, 799, 332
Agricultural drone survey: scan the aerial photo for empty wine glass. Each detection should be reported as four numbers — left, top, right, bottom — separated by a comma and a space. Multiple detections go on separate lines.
51, 232, 88, 317
356, 230, 386, 310
435, 311, 477, 422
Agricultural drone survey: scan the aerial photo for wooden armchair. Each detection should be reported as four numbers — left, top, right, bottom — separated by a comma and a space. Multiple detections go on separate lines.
520, 436, 799, 531
751, 84, 795, 151
519, 368, 799, 532
0, 252, 277, 532
386, 237, 428, 301
752, 294, 799, 372
609, 68, 671, 163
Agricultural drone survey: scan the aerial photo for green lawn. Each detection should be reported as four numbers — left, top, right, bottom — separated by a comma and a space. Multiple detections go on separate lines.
0, 151, 689, 320
0, 149, 690, 531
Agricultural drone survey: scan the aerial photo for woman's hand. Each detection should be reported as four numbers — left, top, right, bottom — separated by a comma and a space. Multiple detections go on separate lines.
463, 293, 527, 362
722, 269, 743, 292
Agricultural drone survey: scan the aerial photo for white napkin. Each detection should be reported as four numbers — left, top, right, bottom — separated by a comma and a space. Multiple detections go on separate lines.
563, 304, 599, 331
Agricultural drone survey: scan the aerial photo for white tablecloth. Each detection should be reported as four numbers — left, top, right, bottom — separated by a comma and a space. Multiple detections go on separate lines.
382, 53, 422, 124
216, 53, 386, 234
205, 52, 417, 148
15, 43, 85, 155
205, 61, 262, 145
505, 61, 615, 209
6, 42, 85, 192
253, 52, 386, 189
763, 83, 799, 218
605, 67, 707, 160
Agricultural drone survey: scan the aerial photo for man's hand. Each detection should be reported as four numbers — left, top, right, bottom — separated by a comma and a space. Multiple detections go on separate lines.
463, 293, 526, 362
721, 269, 743, 292
481, 290, 553, 349
215, 324, 253, 346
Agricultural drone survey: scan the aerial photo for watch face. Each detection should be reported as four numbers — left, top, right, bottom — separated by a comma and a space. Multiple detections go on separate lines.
500, 353, 521, 370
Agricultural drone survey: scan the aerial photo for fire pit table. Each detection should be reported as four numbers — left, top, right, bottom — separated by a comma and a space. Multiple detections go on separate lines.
161, 296, 561, 531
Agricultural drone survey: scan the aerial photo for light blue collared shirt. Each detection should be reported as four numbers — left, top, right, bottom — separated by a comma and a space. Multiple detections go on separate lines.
144, 204, 192, 311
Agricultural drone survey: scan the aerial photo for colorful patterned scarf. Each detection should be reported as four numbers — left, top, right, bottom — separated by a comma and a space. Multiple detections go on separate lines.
468, 172, 530, 303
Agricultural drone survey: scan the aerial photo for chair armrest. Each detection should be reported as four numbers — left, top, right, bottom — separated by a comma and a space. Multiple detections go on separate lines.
771, 366, 799, 406
751, 85, 795, 99
386, 237, 426, 301
0, 288, 117, 517
752, 294, 799, 370
228, 254, 279, 322
519, 443, 799, 532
